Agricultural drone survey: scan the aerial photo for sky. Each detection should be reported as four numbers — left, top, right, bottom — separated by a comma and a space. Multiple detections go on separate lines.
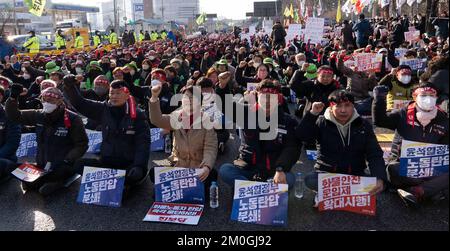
50, 0, 270, 20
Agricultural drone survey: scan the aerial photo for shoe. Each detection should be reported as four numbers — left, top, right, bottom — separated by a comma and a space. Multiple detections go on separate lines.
38, 182, 64, 196
21, 181, 31, 192
397, 189, 419, 208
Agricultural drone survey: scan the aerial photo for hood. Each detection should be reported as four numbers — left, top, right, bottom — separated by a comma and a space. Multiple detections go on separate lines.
324, 107, 360, 147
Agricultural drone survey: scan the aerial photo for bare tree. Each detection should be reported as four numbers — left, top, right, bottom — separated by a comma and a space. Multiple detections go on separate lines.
0, 6, 13, 36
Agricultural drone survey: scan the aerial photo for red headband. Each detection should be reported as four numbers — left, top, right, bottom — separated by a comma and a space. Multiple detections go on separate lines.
259, 88, 280, 94
94, 79, 110, 86
398, 68, 412, 75
413, 87, 437, 96
152, 72, 167, 82
318, 68, 334, 75
41, 90, 63, 100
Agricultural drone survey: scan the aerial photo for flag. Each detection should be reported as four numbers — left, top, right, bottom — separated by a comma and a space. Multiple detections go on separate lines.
380, 0, 390, 8
289, 3, 295, 18
407, 0, 416, 6
196, 13, 206, 25
336, 0, 342, 23
355, 0, 363, 13
284, 6, 291, 17
294, 8, 300, 23
26, 0, 46, 17
300, 0, 306, 17
396, 0, 406, 8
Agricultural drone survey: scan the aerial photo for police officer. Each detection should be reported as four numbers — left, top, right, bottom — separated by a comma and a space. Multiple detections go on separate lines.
73, 31, 84, 49
23, 31, 40, 54
55, 29, 66, 50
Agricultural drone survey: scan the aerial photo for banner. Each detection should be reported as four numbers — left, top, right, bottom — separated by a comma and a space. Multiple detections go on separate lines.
399, 58, 427, 71
318, 173, 376, 216
399, 140, 449, 178
304, 17, 324, 44
143, 202, 204, 225
154, 167, 204, 204
354, 53, 383, 72
11, 163, 46, 182
77, 166, 126, 207
231, 180, 288, 226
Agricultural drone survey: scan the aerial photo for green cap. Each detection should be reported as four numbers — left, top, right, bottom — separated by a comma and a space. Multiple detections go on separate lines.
304, 64, 318, 79
125, 61, 139, 71
45, 61, 60, 74
217, 59, 228, 65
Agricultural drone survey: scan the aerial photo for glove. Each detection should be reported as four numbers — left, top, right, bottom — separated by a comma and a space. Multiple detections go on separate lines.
127, 166, 144, 182
63, 74, 77, 88
373, 85, 389, 98
9, 83, 24, 99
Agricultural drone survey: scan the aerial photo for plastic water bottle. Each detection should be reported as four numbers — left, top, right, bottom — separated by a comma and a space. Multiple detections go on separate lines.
295, 172, 304, 199
164, 134, 172, 154
210, 181, 219, 208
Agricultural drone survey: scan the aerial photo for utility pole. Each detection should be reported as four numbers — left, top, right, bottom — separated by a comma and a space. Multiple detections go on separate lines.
161, 0, 165, 21
12, 0, 18, 34
114, 0, 118, 32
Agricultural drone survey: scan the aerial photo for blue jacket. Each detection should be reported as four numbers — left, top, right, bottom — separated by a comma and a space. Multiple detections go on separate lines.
0, 105, 21, 162
352, 19, 371, 44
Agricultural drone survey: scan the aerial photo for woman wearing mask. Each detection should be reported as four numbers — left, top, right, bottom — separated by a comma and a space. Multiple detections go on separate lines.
378, 65, 418, 111
235, 61, 271, 91
373, 83, 449, 207
149, 81, 218, 197
140, 59, 152, 86
80, 75, 110, 130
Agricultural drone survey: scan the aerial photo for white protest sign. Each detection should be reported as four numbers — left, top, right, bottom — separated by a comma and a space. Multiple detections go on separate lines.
304, 17, 324, 44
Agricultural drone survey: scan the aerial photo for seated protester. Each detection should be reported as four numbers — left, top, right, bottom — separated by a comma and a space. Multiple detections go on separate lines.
170, 58, 188, 84
99, 56, 114, 81
139, 59, 152, 86
165, 65, 184, 94
0, 86, 21, 183
0, 76, 13, 104
244, 54, 263, 77
148, 83, 218, 195
263, 57, 283, 82
112, 67, 125, 81
235, 61, 271, 91
378, 65, 418, 111
18, 79, 57, 110
219, 79, 301, 189
289, 53, 308, 88
296, 90, 386, 205
80, 75, 110, 131
6, 85, 88, 195
372, 83, 449, 207
195, 77, 229, 154
337, 50, 378, 116
1, 62, 33, 88
63, 75, 150, 191
291, 65, 341, 119
122, 61, 141, 86
83, 61, 104, 90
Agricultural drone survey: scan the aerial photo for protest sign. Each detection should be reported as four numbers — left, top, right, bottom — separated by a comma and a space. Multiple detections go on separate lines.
318, 173, 377, 216
354, 53, 382, 72
231, 180, 288, 226
77, 166, 126, 207
304, 17, 324, 44
306, 150, 318, 161
399, 140, 449, 178
16, 133, 37, 158
86, 130, 102, 154
11, 163, 46, 182
143, 202, 204, 225
286, 24, 302, 42
399, 58, 427, 71
404, 30, 420, 42
154, 166, 204, 204
150, 128, 165, 152
394, 48, 409, 58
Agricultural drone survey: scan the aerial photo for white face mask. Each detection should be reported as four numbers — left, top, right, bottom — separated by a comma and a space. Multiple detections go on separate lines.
23, 74, 31, 80
151, 79, 161, 86
416, 96, 437, 111
297, 60, 305, 67
149, 56, 156, 60
398, 75, 411, 84
75, 68, 84, 74
253, 62, 261, 68
42, 102, 58, 114
130, 70, 136, 76
142, 65, 150, 70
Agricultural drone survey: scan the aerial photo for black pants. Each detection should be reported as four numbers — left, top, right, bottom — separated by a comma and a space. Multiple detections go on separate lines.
73, 157, 146, 187
149, 167, 218, 200
0, 158, 16, 179
388, 162, 449, 199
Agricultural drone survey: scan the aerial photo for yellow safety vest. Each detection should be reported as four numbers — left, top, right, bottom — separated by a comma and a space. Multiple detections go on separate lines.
161, 32, 167, 40
93, 35, 101, 47
139, 33, 144, 42
23, 36, 40, 53
55, 34, 66, 49
74, 36, 84, 49
109, 32, 118, 44
387, 80, 416, 111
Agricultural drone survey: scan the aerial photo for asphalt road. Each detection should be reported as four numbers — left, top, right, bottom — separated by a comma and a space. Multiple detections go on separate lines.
0, 127, 448, 231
